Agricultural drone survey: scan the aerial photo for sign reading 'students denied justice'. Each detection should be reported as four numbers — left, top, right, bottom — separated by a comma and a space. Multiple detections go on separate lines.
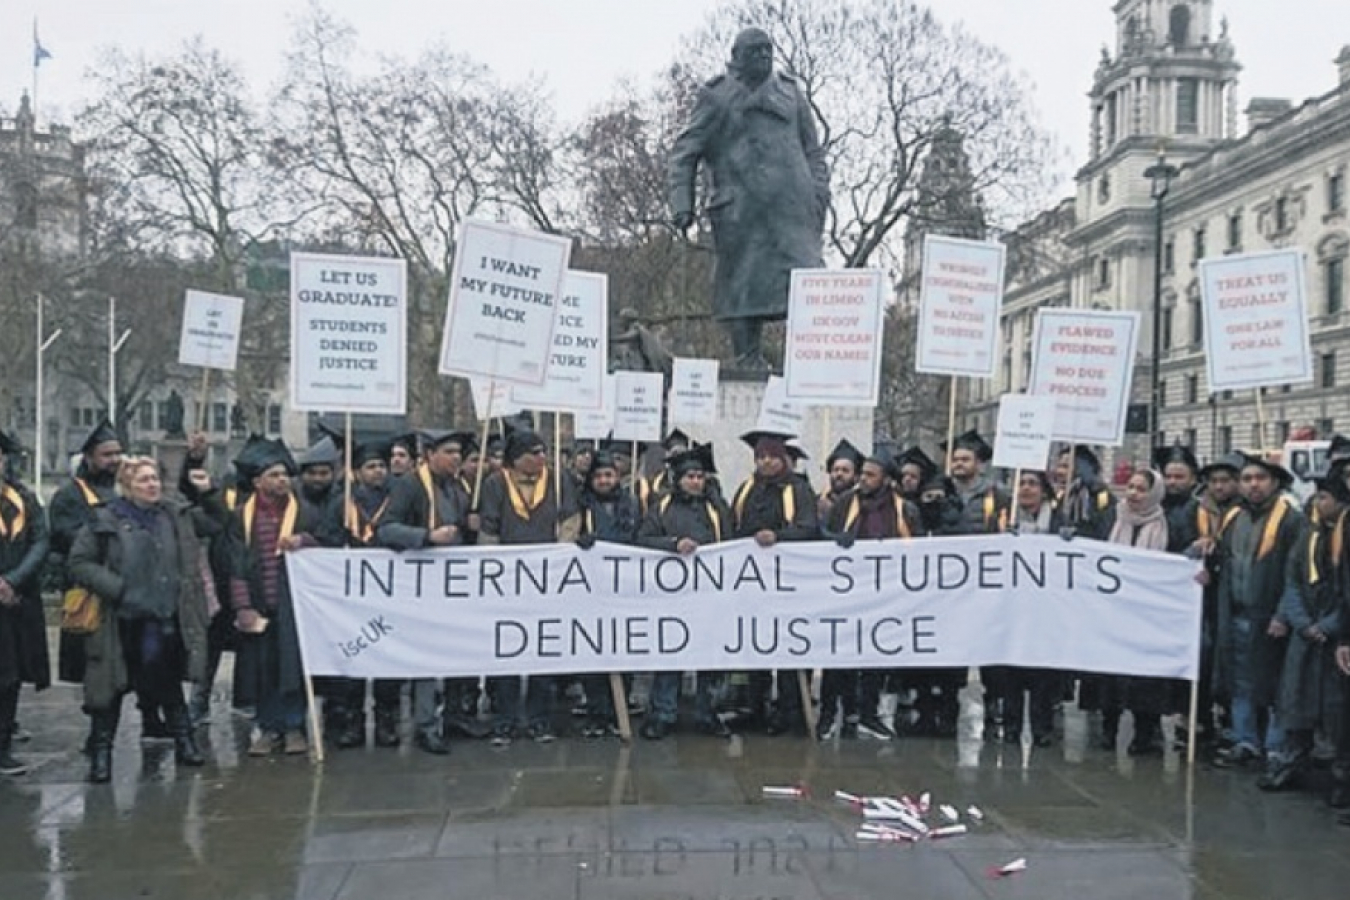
290, 252, 407, 414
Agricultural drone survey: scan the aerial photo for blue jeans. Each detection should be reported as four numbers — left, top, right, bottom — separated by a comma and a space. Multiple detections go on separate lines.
649, 672, 682, 725
1228, 615, 1285, 753
488, 675, 555, 730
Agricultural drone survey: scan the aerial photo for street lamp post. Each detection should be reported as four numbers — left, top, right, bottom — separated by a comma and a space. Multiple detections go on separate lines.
1145, 151, 1179, 451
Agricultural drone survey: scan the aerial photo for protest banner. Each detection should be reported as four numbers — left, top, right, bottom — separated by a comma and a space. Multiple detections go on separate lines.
992, 395, 1058, 472
915, 235, 1005, 378
287, 535, 1202, 681
783, 269, 886, 405
1028, 309, 1140, 446
575, 375, 617, 440
439, 220, 571, 387
756, 375, 806, 435
1199, 249, 1313, 393
290, 252, 407, 415
612, 371, 664, 442
511, 271, 609, 411
669, 358, 720, 424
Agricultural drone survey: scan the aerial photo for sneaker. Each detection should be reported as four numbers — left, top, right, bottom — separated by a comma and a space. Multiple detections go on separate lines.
490, 725, 515, 748
10, 722, 32, 743
247, 728, 275, 757
1213, 744, 1260, 768
840, 719, 859, 740
857, 716, 896, 741
816, 716, 840, 742
529, 722, 557, 744
283, 730, 309, 755
0, 751, 29, 776
413, 731, 451, 756
640, 719, 669, 741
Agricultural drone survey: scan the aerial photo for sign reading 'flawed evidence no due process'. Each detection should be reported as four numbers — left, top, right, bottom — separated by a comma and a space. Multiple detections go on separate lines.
915, 235, 1005, 378
440, 220, 572, 387
1199, 249, 1313, 393
783, 269, 886, 405
290, 253, 407, 414
1028, 309, 1140, 446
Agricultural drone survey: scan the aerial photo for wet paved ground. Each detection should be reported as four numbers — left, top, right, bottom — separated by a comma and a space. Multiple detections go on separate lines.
3, 676, 1348, 900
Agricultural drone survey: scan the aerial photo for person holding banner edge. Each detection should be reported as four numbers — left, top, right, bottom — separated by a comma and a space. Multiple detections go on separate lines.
377, 429, 471, 755
478, 429, 580, 745
731, 430, 820, 736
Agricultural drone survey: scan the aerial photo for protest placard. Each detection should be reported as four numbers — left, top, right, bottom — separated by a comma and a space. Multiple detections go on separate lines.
574, 375, 617, 440
470, 379, 522, 421
1199, 249, 1313, 392
612, 371, 664, 442
783, 269, 886, 404
439, 220, 572, 386
510, 271, 608, 411
1028, 309, 1140, 446
992, 395, 1058, 471
756, 376, 807, 435
290, 253, 407, 414
915, 235, 1005, 378
178, 290, 244, 371
669, 358, 720, 424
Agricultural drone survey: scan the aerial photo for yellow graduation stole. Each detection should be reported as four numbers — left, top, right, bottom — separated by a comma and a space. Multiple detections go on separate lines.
73, 477, 101, 507
1308, 509, 1346, 586
982, 488, 1009, 533
242, 493, 298, 555
0, 484, 27, 540
504, 469, 550, 521
417, 464, 442, 529
224, 487, 239, 512
658, 494, 722, 542
842, 492, 911, 539
346, 496, 389, 545
1246, 497, 1291, 561
733, 480, 795, 528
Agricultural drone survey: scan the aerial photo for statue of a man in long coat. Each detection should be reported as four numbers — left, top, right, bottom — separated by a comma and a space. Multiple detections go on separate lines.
667, 27, 831, 372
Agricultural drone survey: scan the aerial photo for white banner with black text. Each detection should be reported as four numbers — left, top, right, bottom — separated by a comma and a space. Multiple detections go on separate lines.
285, 535, 1202, 681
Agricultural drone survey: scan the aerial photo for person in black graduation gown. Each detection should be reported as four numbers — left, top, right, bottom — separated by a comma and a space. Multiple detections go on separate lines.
729, 430, 819, 736
376, 429, 471, 755
1154, 443, 1202, 553
575, 450, 642, 737
636, 443, 731, 738
0, 430, 50, 776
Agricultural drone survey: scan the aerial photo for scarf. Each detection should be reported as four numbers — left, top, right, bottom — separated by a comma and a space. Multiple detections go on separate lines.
1017, 501, 1055, 535
242, 491, 297, 554
110, 497, 164, 532
1109, 470, 1169, 550
1308, 509, 1346, 586
504, 469, 550, 521
0, 483, 26, 539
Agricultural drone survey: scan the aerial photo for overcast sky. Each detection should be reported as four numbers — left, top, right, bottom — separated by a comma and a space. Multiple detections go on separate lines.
3, 0, 1347, 196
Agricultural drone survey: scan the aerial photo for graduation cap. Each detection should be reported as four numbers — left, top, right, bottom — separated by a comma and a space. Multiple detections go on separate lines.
940, 429, 993, 463
0, 428, 22, 456
1238, 452, 1293, 489
897, 446, 939, 483
298, 436, 341, 470
504, 430, 547, 464
864, 444, 898, 478
314, 420, 348, 455
662, 429, 692, 453
1060, 445, 1102, 477
352, 439, 393, 468
1151, 443, 1199, 473
240, 438, 297, 479
786, 440, 809, 463
80, 419, 122, 455
668, 442, 716, 477
739, 429, 797, 455
1328, 434, 1350, 465
420, 429, 478, 455
826, 439, 865, 470
1199, 451, 1245, 480
586, 449, 619, 478
1312, 474, 1350, 505
600, 437, 637, 457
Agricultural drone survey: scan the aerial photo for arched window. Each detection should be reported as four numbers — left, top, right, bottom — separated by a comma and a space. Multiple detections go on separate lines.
1169, 5, 1192, 47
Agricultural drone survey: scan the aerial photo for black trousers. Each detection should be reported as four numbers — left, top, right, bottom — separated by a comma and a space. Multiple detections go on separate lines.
820, 669, 883, 721
993, 667, 1060, 739
119, 618, 188, 712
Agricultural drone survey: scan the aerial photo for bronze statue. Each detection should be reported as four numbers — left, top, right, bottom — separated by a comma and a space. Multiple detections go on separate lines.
610, 308, 674, 382
667, 27, 830, 372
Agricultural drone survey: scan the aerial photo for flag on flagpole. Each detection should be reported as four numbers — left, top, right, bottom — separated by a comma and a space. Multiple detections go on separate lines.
33, 20, 53, 68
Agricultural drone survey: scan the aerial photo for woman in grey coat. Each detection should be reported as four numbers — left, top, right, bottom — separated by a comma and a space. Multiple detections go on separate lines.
69, 456, 212, 783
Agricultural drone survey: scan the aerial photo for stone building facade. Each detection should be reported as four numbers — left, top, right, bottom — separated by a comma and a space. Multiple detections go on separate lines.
960, 0, 1350, 466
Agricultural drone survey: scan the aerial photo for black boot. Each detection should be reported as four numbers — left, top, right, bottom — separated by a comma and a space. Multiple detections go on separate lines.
335, 711, 365, 750
1099, 710, 1120, 752
0, 685, 26, 776
165, 704, 204, 767
88, 710, 118, 784
374, 707, 400, 748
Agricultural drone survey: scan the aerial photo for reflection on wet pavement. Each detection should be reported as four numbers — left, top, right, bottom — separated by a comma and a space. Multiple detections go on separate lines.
2, 679, 1347, 900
